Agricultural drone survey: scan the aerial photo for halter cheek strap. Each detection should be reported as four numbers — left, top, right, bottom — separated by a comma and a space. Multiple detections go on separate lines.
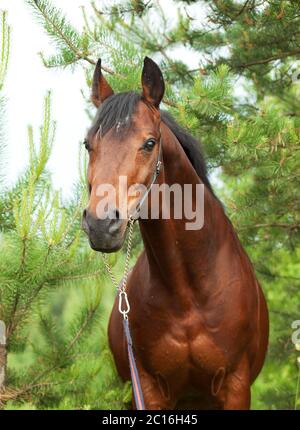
130, 132, 163, 221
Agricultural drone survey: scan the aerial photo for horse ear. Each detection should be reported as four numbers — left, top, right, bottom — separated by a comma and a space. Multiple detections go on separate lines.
141, 57, 165, 108
91, 59, 114, 108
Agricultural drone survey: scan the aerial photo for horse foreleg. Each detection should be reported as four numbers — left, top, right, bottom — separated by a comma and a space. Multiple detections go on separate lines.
131, 365, 174, 410
222, 355, 251, 410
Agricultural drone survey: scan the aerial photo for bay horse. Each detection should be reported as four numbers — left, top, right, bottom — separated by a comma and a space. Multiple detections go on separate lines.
82, 57, 269, 409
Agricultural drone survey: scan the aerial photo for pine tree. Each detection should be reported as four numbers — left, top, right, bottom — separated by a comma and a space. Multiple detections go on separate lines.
0, 9, 132, 410
21, 0, 300, 409
0, 10, 10, 186
0, 9, 10, 394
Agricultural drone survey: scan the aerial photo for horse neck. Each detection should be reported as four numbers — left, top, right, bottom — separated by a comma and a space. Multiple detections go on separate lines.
139, 124, 230, 301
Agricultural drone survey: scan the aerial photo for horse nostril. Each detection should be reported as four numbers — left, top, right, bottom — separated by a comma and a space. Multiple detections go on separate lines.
82, 209, 90, 235
107, 209, 122, 235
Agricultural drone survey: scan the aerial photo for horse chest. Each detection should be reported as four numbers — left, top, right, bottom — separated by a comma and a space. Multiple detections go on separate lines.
142, 318, 226, 381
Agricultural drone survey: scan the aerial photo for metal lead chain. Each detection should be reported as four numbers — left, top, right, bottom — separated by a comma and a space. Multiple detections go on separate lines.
121, 217, 134, 292
101, 218, 135, 319
101, 253, 119, 289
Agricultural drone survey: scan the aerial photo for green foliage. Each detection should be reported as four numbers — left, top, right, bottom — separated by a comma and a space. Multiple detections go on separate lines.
0, 10, 10, 182
26, 0, 90, 68
0, 10, 9, 92
9, 0, 300, 409
0, 72, 127, 408
0, 103, 129, 407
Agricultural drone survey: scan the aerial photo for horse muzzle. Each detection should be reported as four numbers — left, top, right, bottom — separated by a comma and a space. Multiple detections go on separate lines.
82, 209, 126, 253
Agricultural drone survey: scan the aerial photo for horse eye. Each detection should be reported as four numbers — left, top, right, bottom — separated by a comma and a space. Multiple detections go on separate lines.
83, 139, 90, 152
143, 139, 156, 152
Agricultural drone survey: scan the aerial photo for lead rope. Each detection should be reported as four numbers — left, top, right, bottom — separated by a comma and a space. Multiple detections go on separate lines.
101, 217, 145, 410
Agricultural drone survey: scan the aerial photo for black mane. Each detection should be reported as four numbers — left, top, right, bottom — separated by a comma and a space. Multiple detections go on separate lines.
160, 110, 214, 194
90, 91, 214, 194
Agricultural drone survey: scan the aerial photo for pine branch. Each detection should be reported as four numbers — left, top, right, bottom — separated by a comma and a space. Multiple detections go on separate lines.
235, 49, 300, 70
65, 307, 98, 354
91, 0, 153, 17
257, 269, 300, 282
27, 0, 118, 75
27, 0, 94, 65
47, 270, 103, 284
0, 11, 10, 91
0, 11, 10, 185
240, 222, 300, 231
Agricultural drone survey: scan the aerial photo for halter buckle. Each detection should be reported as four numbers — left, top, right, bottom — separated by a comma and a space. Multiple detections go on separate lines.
156, 160, 162, 175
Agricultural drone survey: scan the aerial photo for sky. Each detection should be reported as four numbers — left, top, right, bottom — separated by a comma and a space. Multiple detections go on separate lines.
1, 0, 93, 196
1, 0, 204, 198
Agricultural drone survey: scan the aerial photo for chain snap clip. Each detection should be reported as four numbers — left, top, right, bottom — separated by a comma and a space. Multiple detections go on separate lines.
118, 290, 130, 319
